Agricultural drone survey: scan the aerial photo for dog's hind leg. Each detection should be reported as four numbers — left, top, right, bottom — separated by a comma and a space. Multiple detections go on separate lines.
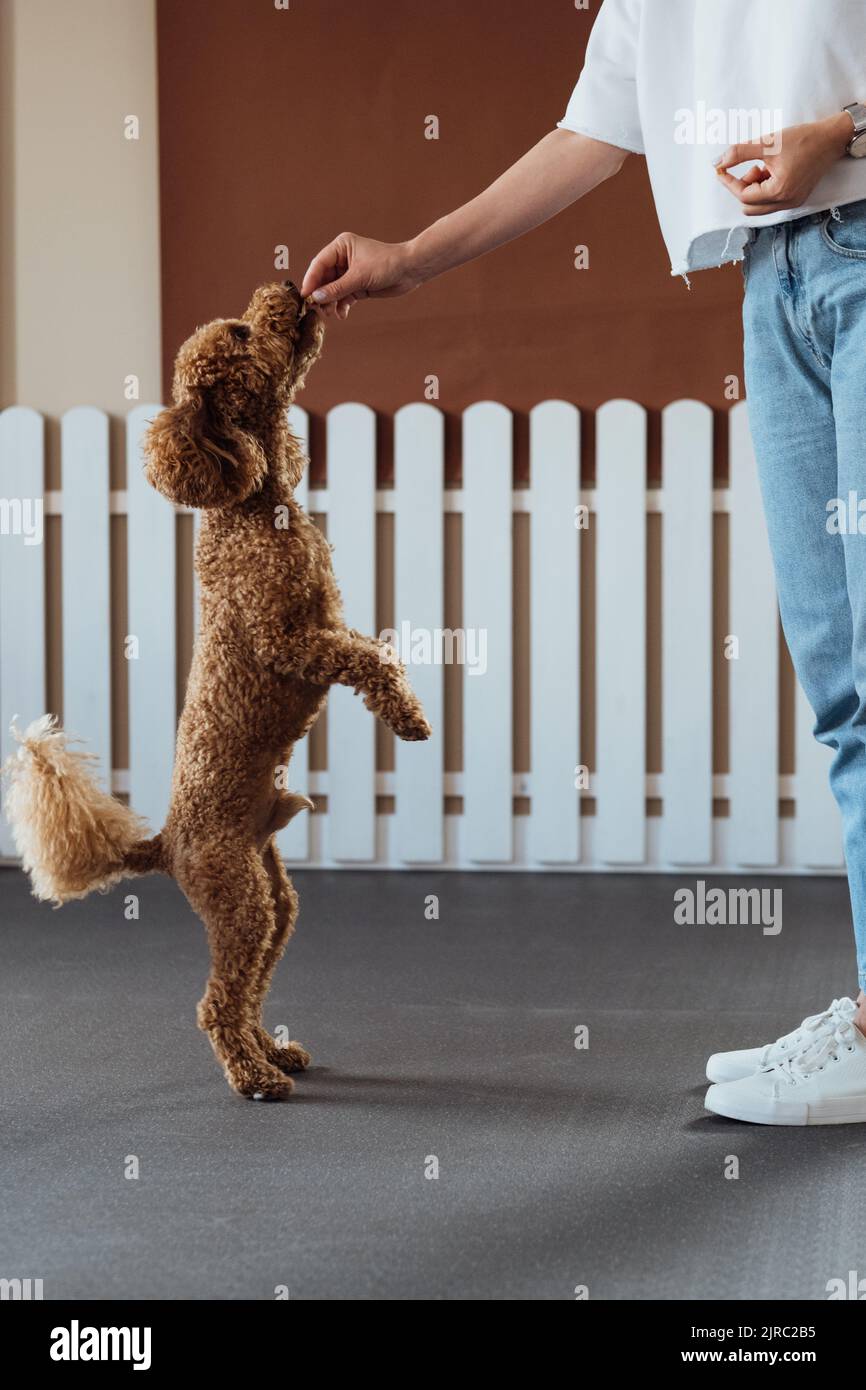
175, 841, 295, 1100
251, 839, 311, 1075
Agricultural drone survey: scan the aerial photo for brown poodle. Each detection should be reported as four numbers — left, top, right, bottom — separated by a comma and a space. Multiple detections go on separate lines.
4, 281, 431, 1100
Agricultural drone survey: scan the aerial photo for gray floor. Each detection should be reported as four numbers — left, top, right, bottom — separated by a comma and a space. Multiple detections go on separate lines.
0, 865, 862, 1301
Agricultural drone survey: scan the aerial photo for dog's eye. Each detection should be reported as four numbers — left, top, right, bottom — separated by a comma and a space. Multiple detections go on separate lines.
229, 323, 251, 342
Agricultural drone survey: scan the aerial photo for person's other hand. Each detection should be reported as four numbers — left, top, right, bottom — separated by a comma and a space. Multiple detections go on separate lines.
300, 234, 422, 320
713, 114, 853, 215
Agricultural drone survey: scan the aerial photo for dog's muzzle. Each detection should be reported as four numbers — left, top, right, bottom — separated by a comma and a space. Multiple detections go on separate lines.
282, 279, 311, 322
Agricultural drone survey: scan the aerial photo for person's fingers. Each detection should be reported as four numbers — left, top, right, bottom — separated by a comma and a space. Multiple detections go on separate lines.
735, 170, 802, 214
300, 247, 343, 298
334, 291, 365, 319
714, 167, 750, 197
738, 177, 783, 204
715, 162, 772, 203
309, 265, 374, 305
743, 199, 789, 216
309, 276, 353, 305
714, 139, 775, 171
300, 235, 400, 319
300, 237, 352, 298
739, 164, 771, 187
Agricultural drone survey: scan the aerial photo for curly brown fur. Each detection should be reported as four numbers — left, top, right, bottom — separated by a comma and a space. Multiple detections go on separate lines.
3, 281, 431, 1101
4, 715, 151, 903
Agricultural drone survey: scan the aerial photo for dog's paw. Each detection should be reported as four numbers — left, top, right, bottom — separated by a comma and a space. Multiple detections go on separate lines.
278, 1039, 311, 1072
390, 699, 433, 742
246, 1072, 295, 1101
225, 1061, 295, 1102
256, 1029, 311, 1074
250, 1080, 294, 1102
398, 715, 433, 741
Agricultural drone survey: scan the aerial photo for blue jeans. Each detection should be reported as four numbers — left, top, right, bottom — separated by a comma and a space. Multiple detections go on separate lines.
743, 198, 866, 991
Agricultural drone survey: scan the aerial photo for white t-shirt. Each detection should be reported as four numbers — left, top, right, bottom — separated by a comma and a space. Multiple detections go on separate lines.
558, 0, 866, 276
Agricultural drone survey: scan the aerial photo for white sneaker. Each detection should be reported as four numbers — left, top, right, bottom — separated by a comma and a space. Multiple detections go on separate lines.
705, 1012, 866, 1125
705, 997, 857, 1083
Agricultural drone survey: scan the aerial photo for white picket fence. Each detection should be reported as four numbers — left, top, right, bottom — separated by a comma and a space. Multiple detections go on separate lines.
0, 399, 843, 872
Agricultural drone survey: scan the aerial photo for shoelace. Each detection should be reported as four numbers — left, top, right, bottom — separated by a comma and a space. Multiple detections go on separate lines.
774, 1020, 859, 1085
768, 998, 852, 1060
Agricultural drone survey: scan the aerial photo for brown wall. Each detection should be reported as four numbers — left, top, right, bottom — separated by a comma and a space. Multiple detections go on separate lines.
155, 0, 778, 799
156, 0, 746, 418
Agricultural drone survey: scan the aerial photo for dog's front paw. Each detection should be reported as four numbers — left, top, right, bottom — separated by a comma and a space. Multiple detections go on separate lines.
396, 712, 433, 741
390, 692, 433, 742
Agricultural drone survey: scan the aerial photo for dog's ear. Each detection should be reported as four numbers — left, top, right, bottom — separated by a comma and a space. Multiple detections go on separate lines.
289, 308, 325, 397
144, 392, 267, 508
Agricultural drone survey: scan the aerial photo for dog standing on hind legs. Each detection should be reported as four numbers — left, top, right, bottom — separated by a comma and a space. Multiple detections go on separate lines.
3, 281, 431, 1100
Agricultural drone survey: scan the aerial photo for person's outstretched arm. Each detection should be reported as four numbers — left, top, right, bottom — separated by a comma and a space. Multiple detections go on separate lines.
300, 129, 630, 318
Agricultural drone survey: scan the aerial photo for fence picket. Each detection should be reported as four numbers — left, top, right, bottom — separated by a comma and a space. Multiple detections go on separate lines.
529, 401, 580, 863
326, 403, 376, 861
61, 408, 112, 789
595, 400, 647, 863
661, 401, 713, 864
394, 403, 444, 863
0, 407, 46, 857
277, 405, 313, 862
463, 402, 513, 863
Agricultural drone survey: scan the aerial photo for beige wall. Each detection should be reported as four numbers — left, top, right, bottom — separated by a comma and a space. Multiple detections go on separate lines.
1, 0, 162, 753
1, 0, 161, 457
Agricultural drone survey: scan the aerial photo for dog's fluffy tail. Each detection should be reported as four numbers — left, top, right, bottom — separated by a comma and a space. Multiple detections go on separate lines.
2, 715, 164, 906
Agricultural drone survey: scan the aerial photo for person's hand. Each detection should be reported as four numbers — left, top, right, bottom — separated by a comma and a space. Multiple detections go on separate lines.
713, 113, 853, 215
300, 233, 423, 320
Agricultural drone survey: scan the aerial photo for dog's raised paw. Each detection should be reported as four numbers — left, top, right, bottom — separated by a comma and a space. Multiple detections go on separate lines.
404, 723, 432, 742
394, 712, 433, 742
